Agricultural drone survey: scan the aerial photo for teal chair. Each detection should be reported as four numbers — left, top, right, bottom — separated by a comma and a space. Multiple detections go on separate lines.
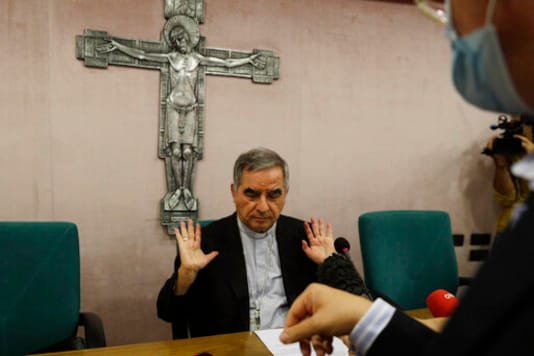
0, 222, 106, 355
198, 219, 216, 228
169, 219, 216, 235
358, 210, 469, 310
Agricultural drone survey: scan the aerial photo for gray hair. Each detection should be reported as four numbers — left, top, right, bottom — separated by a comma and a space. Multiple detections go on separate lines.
233, 147, 289, 188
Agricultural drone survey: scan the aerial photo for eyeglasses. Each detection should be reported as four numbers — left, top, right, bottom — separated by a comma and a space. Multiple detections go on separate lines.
414, 0, 448, 25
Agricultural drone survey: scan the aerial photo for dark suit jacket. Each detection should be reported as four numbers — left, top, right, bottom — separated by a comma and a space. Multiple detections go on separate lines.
157, 213, 318, 338
368, 193, 534, 356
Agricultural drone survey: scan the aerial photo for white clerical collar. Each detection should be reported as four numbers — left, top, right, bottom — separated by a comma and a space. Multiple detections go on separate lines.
237, 216, 277, 240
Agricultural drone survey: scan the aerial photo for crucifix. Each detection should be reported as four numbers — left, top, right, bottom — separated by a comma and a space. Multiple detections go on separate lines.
75, 0, 279, 235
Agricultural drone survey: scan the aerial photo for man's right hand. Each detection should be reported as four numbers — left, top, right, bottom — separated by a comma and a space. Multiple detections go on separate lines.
174, 219, 219, 295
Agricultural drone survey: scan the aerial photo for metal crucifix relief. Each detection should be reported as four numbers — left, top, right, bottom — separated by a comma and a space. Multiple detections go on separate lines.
75, 0, 280, 235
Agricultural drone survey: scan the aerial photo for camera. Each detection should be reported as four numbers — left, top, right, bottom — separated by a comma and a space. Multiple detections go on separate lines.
482, 115, 525, 156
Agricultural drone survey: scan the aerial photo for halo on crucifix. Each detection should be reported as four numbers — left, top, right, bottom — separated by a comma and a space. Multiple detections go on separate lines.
163, 15, 200, 49
75, 0, 280, 236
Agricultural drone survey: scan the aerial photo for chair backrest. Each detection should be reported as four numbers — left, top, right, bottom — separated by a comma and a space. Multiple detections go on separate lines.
358, 210, 459, 310
0, 222, 81, 355
198, 219, 215, 228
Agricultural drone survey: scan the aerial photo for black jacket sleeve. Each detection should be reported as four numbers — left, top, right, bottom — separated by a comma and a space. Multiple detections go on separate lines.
156, 273, 178, 322
367, 310, 437, 356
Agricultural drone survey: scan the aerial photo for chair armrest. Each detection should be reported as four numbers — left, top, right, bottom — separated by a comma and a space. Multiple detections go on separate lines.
78, 312, 106, 348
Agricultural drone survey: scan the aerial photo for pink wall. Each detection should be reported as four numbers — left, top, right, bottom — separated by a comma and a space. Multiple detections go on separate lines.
1, 0, 498, 345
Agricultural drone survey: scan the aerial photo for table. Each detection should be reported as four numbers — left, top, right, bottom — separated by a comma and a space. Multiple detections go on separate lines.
37, 331, 270, 355
406, 307, 433, 319
38, 309, 433, 355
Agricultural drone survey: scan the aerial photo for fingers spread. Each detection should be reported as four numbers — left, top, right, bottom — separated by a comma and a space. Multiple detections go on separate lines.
311, 217, 320, 237
318, 218, 325, 236
326, 222, 333, 238
187, 219, 195, 240
194, 222, 202, 247
174, 227, 182, 245
304, 221, 314, 239
206, 251, 219, 264
179, 221, 188, 240
301, 239, 310, 252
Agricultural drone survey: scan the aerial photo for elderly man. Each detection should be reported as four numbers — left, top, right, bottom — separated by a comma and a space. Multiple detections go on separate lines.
157, 147, 363, 338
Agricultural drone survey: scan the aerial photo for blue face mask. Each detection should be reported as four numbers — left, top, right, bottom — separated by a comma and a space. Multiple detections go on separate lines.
446, 0, 534, 115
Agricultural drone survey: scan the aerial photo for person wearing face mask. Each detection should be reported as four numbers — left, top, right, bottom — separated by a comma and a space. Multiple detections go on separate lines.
279, 1, 534, 355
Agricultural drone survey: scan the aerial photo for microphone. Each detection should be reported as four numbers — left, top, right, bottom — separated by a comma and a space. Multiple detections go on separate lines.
334, 236, 351, 257
426, 289, 459, 317
333, 237, 374, 300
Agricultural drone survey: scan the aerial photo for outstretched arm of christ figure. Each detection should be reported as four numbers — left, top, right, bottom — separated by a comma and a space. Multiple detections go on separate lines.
96, 39, 169, 63
198, 52, 266, 69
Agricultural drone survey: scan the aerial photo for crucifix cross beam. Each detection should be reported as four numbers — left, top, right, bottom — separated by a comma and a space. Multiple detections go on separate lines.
75, 0, 280, 235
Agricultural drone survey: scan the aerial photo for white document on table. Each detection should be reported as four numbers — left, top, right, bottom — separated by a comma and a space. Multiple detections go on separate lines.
254, 328, 349, 355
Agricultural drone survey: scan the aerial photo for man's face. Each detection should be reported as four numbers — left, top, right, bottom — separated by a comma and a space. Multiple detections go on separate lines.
231, 166, 287, 233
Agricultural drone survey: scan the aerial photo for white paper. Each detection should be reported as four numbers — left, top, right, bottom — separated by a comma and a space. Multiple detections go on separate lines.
254, 328, 349, 355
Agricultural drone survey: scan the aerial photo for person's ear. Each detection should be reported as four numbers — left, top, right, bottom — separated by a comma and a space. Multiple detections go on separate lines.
231, 183, 236, 199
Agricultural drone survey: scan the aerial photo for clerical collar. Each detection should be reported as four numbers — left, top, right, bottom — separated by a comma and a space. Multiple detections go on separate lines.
237, 217, 277, 240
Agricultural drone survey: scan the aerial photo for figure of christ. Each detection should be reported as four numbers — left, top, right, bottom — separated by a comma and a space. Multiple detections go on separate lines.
98, 16, 265, 210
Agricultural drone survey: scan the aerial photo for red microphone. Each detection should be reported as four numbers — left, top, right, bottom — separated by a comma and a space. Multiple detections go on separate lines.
426, 289, 459, 317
